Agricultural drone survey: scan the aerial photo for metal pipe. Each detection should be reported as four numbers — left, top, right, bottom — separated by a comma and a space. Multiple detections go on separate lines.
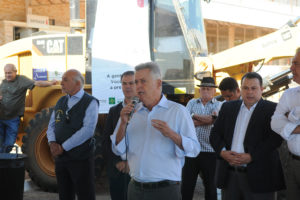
70, 0, 80, 33
70, 0, 80, 20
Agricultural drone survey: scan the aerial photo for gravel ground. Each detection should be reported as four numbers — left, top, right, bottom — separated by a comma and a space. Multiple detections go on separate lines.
23, 177, 221, 200
23, 179, 111, 200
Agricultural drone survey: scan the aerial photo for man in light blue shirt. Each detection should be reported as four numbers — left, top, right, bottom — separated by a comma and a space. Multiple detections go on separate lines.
47, 69, 99, 200
111, 62, 200, 200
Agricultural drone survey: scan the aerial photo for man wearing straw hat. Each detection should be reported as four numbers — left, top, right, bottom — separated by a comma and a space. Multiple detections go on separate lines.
182, 77, 221, 200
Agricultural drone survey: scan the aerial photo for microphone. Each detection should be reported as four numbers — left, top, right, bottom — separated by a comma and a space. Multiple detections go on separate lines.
128, 96, 139, 121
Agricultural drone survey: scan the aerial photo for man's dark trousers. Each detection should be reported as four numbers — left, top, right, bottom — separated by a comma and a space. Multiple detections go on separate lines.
127, 180, 181, 200
182, 152, 217, 200
223, 171, 275, 200
109, 171, 131, 200
55, 156, 95, 200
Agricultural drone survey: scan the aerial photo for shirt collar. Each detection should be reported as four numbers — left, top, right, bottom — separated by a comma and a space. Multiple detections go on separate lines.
241, 101, 258, 111
197, 98, 216, 104
156, 95, 168, 109
68, 88, 84, 99
138, 94, 168, 111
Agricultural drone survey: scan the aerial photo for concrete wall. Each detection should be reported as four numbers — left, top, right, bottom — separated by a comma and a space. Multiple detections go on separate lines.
31, 1, 85, 26
0, 21, 15, 45
0, 0, 26, 22
0, 0, 85, 45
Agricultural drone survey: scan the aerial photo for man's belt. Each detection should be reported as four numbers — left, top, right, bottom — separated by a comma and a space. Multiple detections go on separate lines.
132, 179, 180, 189
228, 165, 247, 173
290, 152, 300, 161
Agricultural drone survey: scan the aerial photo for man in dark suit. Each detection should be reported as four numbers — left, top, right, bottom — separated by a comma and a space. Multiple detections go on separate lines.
210, 72, 285, 200
102, 71, 136, 200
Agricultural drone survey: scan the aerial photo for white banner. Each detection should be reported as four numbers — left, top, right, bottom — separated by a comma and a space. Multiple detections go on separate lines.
92, 0, 151, 113
27, 14, 49, 28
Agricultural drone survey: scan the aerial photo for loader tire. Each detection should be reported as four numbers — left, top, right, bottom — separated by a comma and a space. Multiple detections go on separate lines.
22, 108, 57, 192
22, 107, 106, 192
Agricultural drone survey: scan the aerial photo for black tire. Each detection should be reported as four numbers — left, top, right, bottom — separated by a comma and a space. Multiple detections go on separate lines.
22, 107, 107, 192
22, 107, 57, 192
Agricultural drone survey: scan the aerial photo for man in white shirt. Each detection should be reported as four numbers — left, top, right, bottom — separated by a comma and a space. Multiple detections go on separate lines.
210, 72, 285, 200
271, 48, 300, 200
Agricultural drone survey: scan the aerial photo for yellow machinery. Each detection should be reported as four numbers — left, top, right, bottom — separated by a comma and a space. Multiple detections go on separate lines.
194, 17, 300, 98
0, 0, 299, 192
0, 33, 88, 191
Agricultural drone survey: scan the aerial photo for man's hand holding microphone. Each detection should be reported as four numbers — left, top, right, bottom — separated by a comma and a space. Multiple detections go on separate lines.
116, 97, 139, 145
120, 97, 139, 124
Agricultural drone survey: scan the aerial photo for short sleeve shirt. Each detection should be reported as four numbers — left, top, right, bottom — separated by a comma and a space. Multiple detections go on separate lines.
0, 75, 35, 120
186, 98, 221, 152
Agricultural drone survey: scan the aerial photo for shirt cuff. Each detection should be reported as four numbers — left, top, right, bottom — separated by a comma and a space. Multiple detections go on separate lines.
178, 135, 201, 158
110, 134, 126, 155
281, 122, 299, 141
288, 109, 300, 123
62, 142, 71, 151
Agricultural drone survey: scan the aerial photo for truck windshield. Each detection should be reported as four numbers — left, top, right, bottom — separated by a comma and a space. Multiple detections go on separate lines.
151, 0, 207, 94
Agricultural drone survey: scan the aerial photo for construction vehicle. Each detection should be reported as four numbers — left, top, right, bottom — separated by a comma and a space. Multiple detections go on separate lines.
0, 0, 297, 192
195, 16, 300, 97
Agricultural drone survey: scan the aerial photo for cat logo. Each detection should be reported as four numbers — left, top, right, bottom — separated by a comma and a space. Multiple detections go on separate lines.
55, 110, 64, 123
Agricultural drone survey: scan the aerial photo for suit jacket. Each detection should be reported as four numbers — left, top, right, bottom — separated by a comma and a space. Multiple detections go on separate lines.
210, 99, 286, 193
102, 102, 124, 178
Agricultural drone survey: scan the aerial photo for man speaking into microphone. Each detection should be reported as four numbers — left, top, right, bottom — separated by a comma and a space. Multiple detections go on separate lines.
102, 71, 136, 200
111, 62, 200, 200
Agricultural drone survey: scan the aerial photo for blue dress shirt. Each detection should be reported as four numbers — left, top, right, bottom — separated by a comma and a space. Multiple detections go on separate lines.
47, 88, 99, 151
111, 95, 200, 182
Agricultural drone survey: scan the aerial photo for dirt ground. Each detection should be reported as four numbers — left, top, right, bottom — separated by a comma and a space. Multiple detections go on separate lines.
23, 179, 111, 200
23, 177, 212, 200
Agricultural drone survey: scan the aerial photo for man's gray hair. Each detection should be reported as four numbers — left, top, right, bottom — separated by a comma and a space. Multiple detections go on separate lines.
4, 63, 17, 72
135, 62, 161, 80
68, 69, 84, 88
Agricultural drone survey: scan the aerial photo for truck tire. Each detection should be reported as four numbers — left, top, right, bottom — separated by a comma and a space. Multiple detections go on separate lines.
22, 108, 106, 192
22, 107, 57, 192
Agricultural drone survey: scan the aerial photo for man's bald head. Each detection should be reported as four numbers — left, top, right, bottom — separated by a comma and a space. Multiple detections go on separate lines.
61, 69, 84, 96
65, 69, 84, 88
4, 63, 17, 82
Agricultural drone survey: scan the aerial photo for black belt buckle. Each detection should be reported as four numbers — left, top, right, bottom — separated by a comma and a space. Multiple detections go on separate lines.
132, 179, 180, 189
229, 166, 247, 173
